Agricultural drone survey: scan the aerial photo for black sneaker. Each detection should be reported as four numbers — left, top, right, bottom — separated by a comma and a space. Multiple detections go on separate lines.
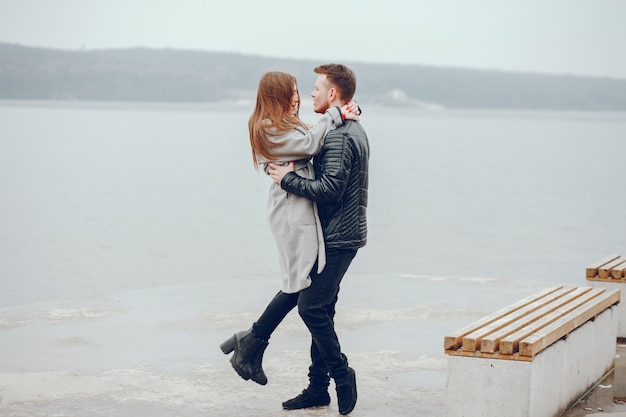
336, 367, 357, 415
282, 387, 331, 410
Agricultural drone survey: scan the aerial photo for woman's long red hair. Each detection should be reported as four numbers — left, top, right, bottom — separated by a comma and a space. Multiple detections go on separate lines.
248, 72, 307, 169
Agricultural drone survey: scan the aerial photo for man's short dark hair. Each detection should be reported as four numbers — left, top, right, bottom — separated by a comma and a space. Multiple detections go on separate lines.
314, 64, 356, 102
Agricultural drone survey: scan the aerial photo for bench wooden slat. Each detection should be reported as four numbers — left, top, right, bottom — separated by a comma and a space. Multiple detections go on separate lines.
498, 287, 605, 355
443, 286, 564, 351
480, 287, 593, 354
519, 288, 621, 357
599, 256, 626, 278
587, 254, 621, 277
613, 264, 626, 279
461, 287, 576, 352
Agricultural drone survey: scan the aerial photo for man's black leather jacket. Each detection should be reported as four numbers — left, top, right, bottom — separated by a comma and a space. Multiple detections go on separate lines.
280, 119, 369, 250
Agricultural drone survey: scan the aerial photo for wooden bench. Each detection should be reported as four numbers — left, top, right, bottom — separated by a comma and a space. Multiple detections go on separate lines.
444, 285, 620, 417
587, 254, 626, 280
587, 254, 626, 339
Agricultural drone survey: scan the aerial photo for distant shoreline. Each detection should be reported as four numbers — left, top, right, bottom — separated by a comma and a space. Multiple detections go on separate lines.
3, 100, 626, 119
2, 44, 626, 111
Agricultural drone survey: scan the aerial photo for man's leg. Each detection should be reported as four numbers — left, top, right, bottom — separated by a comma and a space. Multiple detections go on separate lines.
291, 249, 358, 414
298, 249, 356, 379
305, 292, 338, 388
307, 338, 330, 388
282, 338, 332, 410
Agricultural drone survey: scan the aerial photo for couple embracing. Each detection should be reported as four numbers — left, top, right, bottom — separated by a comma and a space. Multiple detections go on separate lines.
220, 63, 369, 415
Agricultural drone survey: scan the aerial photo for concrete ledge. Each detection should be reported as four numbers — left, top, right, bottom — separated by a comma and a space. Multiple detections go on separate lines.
588, 280, 626, 339
445, 305, 618, 417
587, 254, 626, 339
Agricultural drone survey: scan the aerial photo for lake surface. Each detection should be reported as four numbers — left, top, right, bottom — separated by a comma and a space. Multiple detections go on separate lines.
1, 101, 625, 307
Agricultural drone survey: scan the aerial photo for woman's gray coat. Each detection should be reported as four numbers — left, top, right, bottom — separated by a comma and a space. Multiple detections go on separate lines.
256, 107, 343, 293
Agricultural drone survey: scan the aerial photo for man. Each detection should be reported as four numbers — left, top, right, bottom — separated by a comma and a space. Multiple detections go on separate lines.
268, 63, 369, 415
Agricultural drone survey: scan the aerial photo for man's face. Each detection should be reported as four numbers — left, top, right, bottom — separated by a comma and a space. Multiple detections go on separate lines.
311, 74, 331, 114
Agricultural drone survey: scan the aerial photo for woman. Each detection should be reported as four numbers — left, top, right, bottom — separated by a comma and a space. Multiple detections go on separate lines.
220, 71, 359, 385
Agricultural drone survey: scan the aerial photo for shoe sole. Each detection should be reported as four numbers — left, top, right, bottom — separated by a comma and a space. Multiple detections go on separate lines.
283, 405, 329, 410
282, 401, 330, 410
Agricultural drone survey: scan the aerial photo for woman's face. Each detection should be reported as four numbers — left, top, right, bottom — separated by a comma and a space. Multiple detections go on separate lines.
290, 83, 300, 115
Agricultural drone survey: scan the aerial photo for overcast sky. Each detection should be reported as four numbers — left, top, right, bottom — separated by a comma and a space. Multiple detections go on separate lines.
1, 0, 625, 79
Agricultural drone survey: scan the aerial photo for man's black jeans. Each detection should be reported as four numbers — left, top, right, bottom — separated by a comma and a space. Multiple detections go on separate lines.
252, 248, 358, 387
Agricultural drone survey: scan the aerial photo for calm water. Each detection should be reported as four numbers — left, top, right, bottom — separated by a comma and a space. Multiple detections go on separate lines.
1, 101, 625, 308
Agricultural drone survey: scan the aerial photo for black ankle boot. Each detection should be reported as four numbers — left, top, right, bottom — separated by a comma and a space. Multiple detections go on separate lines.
220, 328, 267, 382
249, 340, 268, 385
335, 367, 357, 415
282, 386, 331, 410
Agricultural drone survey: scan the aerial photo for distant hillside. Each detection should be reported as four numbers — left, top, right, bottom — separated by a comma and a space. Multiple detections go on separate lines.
1, 43, 625, 110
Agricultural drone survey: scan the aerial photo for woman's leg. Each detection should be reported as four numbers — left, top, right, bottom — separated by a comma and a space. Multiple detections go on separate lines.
252, 290, 299, 340
221, 289, 299, 385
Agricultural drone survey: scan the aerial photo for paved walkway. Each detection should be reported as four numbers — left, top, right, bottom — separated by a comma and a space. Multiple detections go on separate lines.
1, 278, 625, 416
